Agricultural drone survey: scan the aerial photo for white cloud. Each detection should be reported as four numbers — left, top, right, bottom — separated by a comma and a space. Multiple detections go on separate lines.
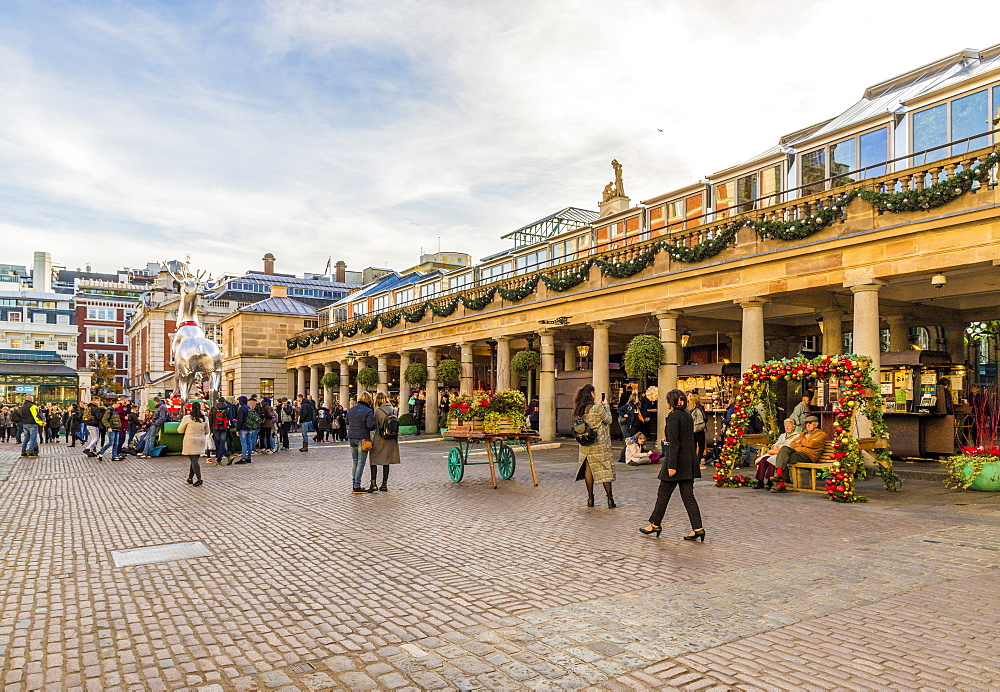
1, 0, 999, 277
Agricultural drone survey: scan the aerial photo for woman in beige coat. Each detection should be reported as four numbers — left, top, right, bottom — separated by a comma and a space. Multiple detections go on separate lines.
178, 401, 210, 487
574, 384, 616, 508
368, 392, 401, 492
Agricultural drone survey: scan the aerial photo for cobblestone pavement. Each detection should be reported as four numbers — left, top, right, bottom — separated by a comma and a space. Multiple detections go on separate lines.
1, 438, 998, 691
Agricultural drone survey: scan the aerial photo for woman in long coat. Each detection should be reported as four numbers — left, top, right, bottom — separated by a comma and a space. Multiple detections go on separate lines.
178, 401, 210, 486
574, 383, 616, 508
640, 389, 705, 540
369, 392, 400, 491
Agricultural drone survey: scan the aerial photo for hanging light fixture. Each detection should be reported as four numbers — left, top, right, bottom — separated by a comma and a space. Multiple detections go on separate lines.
346, 350, 356, 366
680, 331, 691, 348
576, 343, 591, 359
816, 315, 825, 334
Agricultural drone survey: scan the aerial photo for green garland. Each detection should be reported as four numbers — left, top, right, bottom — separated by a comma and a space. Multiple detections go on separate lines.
402, 303, 427, 323
660, 223, 742, 262
341, 324, 358, 337
286, 338, 297, 349
297, 336, 310, 347
429, 298, 459, 317
593, 249, 657, 278
379, 311, 401, 329
857, 152, 999, 212
541, 261, 593, 291
359, 317, 379, 334
309, 332, 323, 344
498, 276, 539, 302
458, 287, 497, 311
325, 328, 340, 341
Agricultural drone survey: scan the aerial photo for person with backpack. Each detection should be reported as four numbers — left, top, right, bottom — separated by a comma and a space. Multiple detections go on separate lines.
616, 391, 641, 464
234, 396, 261, 464
177, 401, 210, 486
81, 397, 103, 457
573, 384, 616, 508
95, 398, 124, 461
346, 392, 376, 493
18, 395, 45, 457
295, 394, 315, 452
208, 398, 232, 464
275, 397, 295, 450
688, 392, 708, 463
141, 396, 170, 458
368, 392, 400, 492
259, 397, 276, 453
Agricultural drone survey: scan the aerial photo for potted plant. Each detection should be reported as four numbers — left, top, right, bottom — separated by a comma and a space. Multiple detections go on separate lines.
437, 358, 461, 384
398, 412, 418, 436
448, 393, 489, 431
320, 371, 339, 390
511, 350, 541, 374
357, 367, 379, 390
941, 446, 1000, 492
404, 363, 427, 386
624, 334, 664, 378
484, 389, 527, 434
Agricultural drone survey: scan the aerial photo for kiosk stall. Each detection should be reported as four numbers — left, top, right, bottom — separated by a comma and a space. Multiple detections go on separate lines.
677, 363, 742, 445
879, 351, 963, 458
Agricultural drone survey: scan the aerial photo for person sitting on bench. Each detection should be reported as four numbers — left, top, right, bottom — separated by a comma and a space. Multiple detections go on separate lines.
753, 418, 799, 489
771, 415, 827, 493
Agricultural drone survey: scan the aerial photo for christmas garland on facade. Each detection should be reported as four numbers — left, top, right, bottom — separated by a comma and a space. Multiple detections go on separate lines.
289, 152, 998, 351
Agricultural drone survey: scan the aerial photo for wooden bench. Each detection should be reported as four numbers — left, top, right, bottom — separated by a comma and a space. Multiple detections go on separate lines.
789, 443, 835, 493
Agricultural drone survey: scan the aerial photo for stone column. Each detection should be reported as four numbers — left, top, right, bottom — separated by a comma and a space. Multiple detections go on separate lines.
727, 332, 742, 365
323, 362, 334, 407
656, 311, 680, 443
460, 342, 475, 393
738, 299, 767, 374
287, 369, 298, 399
851, 282, 884, 374
946, 323, 967, 365
296, 366, 307, 399
308, 365, 320, 403
356, 358, 368, 397
538, 330, 557, 441
821, 309, 844, 356
886, 315, 907, 352
339, 361, 350, 406
562, 341, 577, 372
425, 347, 439, 432
399, 352, 412, 415
495, 336, 512, 392
376, 355, 390, 395
591, 321, 611, 399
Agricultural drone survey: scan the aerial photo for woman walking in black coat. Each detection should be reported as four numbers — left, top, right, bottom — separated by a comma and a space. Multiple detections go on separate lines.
640, 389, 705, 541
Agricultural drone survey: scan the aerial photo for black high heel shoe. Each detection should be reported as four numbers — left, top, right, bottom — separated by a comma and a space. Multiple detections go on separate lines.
187, 477, 194, 485
684, 528, 706, 542
639, 524, 661, 537
193, 479, 203, 487
607, 494, 616, 509
586, 493, 595, 507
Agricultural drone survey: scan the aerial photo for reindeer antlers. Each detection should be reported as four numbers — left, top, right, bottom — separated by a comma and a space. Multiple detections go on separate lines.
161, 260, 211, 287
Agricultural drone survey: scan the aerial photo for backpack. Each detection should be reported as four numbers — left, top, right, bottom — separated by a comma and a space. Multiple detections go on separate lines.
571, 417, 599, 446
618, 403, 637, 428
379, 410, 400, 440
243, 406, 262, 430
691, 406, 706, 434
211, 409, 229, 430
10, 408, 21, 424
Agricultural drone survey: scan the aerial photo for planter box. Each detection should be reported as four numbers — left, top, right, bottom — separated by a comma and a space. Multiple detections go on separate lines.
484, 415, 523, 435
399, 425, 419, 436
963, 459, 1000, 492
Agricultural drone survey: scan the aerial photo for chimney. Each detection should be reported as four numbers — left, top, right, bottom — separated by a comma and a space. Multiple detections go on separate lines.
263, 253, 276, 275
335, 260, 347, 283
32, 251, 52, 293
270, 285, 288, 298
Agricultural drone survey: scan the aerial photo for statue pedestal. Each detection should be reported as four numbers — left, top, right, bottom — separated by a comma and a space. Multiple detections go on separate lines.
599, 195, 631, 218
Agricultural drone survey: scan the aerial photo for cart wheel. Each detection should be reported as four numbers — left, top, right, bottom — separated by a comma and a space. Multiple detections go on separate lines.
495, 443, 516, 480
447, 447, 465, 482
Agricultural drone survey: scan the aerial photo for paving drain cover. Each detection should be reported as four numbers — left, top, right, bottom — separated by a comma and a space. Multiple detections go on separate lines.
112, 541, 212, 568
289, 663, 315, 674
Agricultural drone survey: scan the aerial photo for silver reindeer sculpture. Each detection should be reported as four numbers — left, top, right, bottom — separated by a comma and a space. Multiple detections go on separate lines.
164, 261, 223, 405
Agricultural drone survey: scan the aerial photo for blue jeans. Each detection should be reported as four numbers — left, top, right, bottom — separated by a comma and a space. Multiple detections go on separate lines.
20, 423, 40, 455
143, 424, 163, 455
238, 430, 254, 460
350, 439, 369, 488
212, 429, 228, 461
98, 430, 122, 457
301, 421, 312, 448
250, 429, 260, 453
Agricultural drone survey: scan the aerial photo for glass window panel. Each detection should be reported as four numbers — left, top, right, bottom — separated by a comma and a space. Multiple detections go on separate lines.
800, 149, 826, 195
666, 201, 684, 230
913, 104, 947, 163
859, 128, 888, 178
951, 90, 989, 153
649, 205, 665, 230
736, 173, 757, 212
714, 182, 733, 219
830, 137, 856, 187
684, 194, 703, 228
994, 86, 1000, 143
760, 166, 781, 206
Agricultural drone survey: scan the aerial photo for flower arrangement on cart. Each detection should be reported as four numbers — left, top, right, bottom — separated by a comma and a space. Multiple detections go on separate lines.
447, 390, 528, 434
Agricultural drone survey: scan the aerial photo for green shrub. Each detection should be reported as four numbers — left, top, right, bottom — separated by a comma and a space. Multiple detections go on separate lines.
511, 350, 541, 373
437, 358, 461, 383
357, 367, 380, 388
624, 334, 664, 378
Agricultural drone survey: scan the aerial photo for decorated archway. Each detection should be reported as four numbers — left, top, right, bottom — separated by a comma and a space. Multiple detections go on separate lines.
714, 354, 901, 502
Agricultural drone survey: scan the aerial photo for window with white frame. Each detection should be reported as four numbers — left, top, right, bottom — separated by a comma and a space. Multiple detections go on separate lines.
352, 301, 367, 317
912, 85, 999, 164
57, 341, 68, 351
57, 314, 70, 325
514, 250, 548, 275
7, 311, 20, 322
550, 235, 590, 264
203, 324, 223, 345
87, 307, 116, 320
395, 288, 413, 305
372, 294, 389, 312
800, 127, 888, 195
303, 319, 319, 329
10, 338, 20, 349
450, 273, 473, 290
34, 340, 44, 349
87, 327, 116, 344
480, 261, 512, 283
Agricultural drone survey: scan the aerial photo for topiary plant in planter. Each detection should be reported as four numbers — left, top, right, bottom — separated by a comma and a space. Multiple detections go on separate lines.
624, 334, 664, 378
511, 350, 541, 374
320, 371, 339, 389
398, 412, 418, 435
437, 358, 461, 384
404, 363, 428, 385
357, 367, 379, 389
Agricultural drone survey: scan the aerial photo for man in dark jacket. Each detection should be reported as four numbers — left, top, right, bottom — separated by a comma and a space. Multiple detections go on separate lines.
234, 395, 255, 464
275, 397, 295, 450
19, 395, 44, 457
82, 397, 103, 457
346, 392, 376, 493
141, 396, 170, 457
296, 394, 315, 452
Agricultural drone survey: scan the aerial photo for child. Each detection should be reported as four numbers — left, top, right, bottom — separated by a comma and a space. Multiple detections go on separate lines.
625, 432, 659, 465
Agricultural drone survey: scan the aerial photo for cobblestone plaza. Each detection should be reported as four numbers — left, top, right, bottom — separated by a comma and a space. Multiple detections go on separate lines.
1, 441, 998, 691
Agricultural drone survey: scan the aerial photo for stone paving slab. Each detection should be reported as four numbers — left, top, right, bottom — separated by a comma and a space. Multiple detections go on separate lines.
0, 439, 998, 690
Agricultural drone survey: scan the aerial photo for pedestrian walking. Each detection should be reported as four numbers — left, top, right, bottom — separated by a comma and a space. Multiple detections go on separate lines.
18, 395, 44, 457
347, 392, 376, 493
296, 394, 315, 452
82, 398, 103, 457
573, 384, 616, 508
369, 392, 400, 492
177, 401, 209, 486
97, 396, 127, 461
141, 396, 170, 457
259, 397, 276, 452
234, 396, 259, 464
67, 405, 82, 448
208, 398, 232, 464
276, 397, 295, 450
640, 389, 705, 541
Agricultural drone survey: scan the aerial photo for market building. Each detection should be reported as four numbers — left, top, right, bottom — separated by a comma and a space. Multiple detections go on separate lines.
283, 46, 1000, 453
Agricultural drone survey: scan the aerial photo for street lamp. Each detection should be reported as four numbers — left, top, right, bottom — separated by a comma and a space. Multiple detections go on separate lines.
345, 349, 369, 366
816, 315, 825, 334
680, 331, 691, 349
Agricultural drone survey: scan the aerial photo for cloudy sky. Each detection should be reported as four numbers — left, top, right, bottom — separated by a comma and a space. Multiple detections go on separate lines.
1, 1, 999, 279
